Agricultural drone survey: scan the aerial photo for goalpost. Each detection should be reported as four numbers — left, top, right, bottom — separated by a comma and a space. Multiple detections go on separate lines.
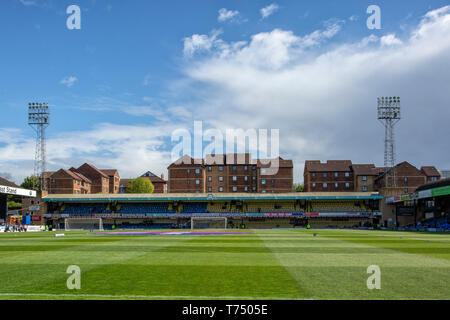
65, 218, 104, 231
191, 217, 227, 230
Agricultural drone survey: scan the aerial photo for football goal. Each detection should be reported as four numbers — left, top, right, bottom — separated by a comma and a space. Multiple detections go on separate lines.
65, 218, 104, 231
191, 217, 227, 229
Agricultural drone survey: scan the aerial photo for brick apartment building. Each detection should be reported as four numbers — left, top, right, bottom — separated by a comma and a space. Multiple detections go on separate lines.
101, 169, 120, 194
45, 163, 119, 194
47, 169, 92, 194
120, 171, 167, 193
304, 160, 355, 192
374, 161, 441, 195
168, 153, 293, 193
304, 160, 441, 194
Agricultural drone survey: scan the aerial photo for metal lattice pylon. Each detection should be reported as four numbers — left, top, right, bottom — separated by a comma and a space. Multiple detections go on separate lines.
28, 103, 50, 190
377, 97, 401, 188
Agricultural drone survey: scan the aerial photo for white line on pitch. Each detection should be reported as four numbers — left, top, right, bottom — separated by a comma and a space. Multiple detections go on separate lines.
0, 292, 310, 300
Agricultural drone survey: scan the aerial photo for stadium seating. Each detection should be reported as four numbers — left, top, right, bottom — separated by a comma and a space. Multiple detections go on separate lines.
246, 202, 295, 213
117, 203, 174, 214
207, 202, 230, 213
310, 201, 362, 212
181, 202, 207, 213
58, 204, 110, 215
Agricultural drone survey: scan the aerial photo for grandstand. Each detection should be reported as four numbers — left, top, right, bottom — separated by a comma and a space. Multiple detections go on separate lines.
42, 192, 382, 230
386, 177, 450, 229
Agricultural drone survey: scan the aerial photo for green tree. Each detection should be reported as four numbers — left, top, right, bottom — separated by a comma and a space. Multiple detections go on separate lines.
293, 184, 304, 192
21, 175, 41, 191
126, 177, 154, 194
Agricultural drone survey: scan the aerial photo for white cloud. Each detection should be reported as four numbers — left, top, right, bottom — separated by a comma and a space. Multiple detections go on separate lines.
380, 34, 403, 46
183, 29, 223, 58
0, 124, 175, 184
177, 6, 450, 182
60, 76, 78, 88
218, 8, 239, 22
183, 22, 343, 70
260, 3, 279, 19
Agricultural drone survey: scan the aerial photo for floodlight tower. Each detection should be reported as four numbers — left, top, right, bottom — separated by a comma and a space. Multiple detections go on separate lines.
28, 102, 50, 190
377, 97, 401, 188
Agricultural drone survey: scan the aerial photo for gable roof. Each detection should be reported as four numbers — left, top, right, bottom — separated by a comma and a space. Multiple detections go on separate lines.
67, 168, 92, 184
420, 166, 440, 177
53, 169, 84, 181
100, 169, 119, 177
257, 157, 293, 168
169, 155, 204, 167
140, 171, 166, 183
0, 176, 18, 188
305, 160, 352, 172
375, 161, 423, 181
42, 171, 55, 180
78, 163, 109, 179
351, 164, 378, 176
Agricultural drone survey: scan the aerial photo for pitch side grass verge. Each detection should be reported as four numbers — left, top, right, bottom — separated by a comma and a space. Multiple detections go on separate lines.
0, 229, 448, 300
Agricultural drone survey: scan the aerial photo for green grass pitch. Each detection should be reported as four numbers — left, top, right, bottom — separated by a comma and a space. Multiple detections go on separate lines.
0, 229, 449, 300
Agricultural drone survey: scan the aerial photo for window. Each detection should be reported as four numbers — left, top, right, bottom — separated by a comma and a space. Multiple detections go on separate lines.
345, 172, 350, 177
362, 176, 367, 181
271, 179, 275, 184
195, 168, 200, 174
252, 176, 256, 180
232, 176, 237, 181
187, 180, 190, 185
335, 182, 338, 188
262, 179, 266, 185
431, 176, 438, 181
404, 188, 408, 193
244, 176, 248, 181
208, 187, 212, 192
252, 186, 256, 191
362, 186, 368, 192
195, 190, 200, 194
208, 176, 212, 182
345, 182, 350, 188
334, 172, 338, 177
252, 165, 256, 170
262, 190, 267, 193
244, 165, 248, 171
219, 186, 223, 192
232, 186, 237, 192
219, 176, 223, 182
323, 183, 327, 188
312, 172, 315, 177
218, 166, 223, 171
404, 177, 408, 183
244, 186, 248, 191
232, 165, 237, 171
187, 169, 190, 174
312, 183, 316, 188
322, 172, 327, 177
208, 166, 212, 171
195, 179, 200, 185
261, 168, 267, 174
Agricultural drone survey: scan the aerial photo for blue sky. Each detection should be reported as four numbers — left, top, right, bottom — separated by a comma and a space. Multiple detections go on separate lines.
1, 0, 450, 183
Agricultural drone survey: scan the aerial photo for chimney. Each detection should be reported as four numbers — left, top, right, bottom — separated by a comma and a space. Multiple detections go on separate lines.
161, 173, 165, 180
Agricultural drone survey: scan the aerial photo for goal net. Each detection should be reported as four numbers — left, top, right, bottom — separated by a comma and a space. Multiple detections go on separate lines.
65, 218, 104, 231
191, 217, 227, 229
